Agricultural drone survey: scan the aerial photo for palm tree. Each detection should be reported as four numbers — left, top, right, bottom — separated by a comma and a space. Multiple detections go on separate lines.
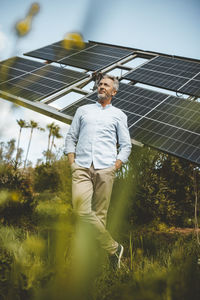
45, 123, 63, 163
16, 119, 27, 166
50, 124, 62, 154
46, 122, 56, 163
47, 122, 55, 150
5, 139, 16, 163
24, 120, 44, 169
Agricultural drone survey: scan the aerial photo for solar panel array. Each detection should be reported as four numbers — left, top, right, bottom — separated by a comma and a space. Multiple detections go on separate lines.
0, 57, 88, 101
1, 40, 200, 165
61, 83, 200, 165
25, 41, 133, 71
124, 56, 200, 97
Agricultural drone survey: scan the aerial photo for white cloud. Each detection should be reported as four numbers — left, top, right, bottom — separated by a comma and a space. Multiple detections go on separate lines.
0, 27, 7, 52
0, 100, 18, 139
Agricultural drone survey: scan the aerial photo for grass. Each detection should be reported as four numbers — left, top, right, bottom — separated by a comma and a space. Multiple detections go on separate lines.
0, 211, 200, 300
0, 155, 199, 300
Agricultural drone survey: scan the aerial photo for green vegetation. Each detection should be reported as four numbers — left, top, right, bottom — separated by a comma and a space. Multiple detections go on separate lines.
0, 131, 200, 300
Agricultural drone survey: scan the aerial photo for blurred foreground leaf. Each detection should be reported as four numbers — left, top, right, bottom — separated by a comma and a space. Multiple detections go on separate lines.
62, 32, 85, 50
15, 2, 40, 37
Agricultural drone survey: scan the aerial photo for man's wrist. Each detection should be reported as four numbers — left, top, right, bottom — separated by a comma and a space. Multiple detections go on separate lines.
68, 152, 75, 165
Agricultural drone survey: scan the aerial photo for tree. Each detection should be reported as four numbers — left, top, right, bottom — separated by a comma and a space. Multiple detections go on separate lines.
0, 139, 19, 165
109, 146, 200, 231
16, 119, 27, 167
46, 122, 55, 163
45, 123, 62, 163
50, 124, 62, 156
24, 120, 44, 169
123, 147, 200, 227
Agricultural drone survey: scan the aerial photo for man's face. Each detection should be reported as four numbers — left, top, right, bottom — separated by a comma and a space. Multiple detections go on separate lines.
97, 78, 117, 101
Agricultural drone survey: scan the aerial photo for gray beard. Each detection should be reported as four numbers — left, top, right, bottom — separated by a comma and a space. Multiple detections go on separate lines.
98, 93, 108, 101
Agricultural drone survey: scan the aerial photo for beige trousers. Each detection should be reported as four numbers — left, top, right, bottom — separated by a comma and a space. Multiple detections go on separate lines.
71, 162, 118, 254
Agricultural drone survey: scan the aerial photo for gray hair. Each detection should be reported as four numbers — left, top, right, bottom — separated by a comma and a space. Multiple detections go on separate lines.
99, 74, 119, 92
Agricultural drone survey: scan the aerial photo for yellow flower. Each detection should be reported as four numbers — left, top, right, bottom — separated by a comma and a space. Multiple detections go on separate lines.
15, 16, 31, 36
29, 2, 40, 16
62, 32, 85, 50
15, 2, 40, 37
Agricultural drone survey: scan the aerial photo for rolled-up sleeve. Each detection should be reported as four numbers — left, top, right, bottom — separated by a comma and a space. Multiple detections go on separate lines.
64, 108, 81, 154
116, 113, 132, 163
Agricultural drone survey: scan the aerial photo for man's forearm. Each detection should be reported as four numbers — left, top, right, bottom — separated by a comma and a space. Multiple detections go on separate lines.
68, 153, 75, 165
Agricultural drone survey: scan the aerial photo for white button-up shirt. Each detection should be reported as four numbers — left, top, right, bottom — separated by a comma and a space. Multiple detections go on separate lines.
65, 102, 132, 169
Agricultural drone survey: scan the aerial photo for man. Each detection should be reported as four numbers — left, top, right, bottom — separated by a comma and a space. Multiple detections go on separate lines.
64, 75, 132, 269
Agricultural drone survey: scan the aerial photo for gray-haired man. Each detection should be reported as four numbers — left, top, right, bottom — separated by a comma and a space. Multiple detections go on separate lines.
64, 75, 132, 268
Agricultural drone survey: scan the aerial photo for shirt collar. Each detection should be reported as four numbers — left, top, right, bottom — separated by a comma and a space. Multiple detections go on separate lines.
96, 101, 112, 109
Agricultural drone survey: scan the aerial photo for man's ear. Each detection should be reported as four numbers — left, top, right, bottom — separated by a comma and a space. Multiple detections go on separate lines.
112, 89, 117, 97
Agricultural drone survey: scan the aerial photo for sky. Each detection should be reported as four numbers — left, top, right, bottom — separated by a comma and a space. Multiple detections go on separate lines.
0, 0, 200, 165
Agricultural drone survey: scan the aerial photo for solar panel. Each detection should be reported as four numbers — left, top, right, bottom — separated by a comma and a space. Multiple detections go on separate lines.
61, 83, 200, 164
62, 98, 95, 116
0, 57, 44, 82
62, 83, 169, 125
129, 119, 200, 164
145, 96, 200, 133
25, 41, 133, 71
1, 41, 200, 165
0, 57, 88, 101
0, 56, 44, 71
25, 41, 93, 62
179, 79, 200, 97
124, 56, 200, 97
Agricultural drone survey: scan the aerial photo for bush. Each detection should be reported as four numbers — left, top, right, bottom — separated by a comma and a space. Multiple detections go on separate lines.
33, 163, 60, 193
116, 147, 199, 228
0, 163, 34, 226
